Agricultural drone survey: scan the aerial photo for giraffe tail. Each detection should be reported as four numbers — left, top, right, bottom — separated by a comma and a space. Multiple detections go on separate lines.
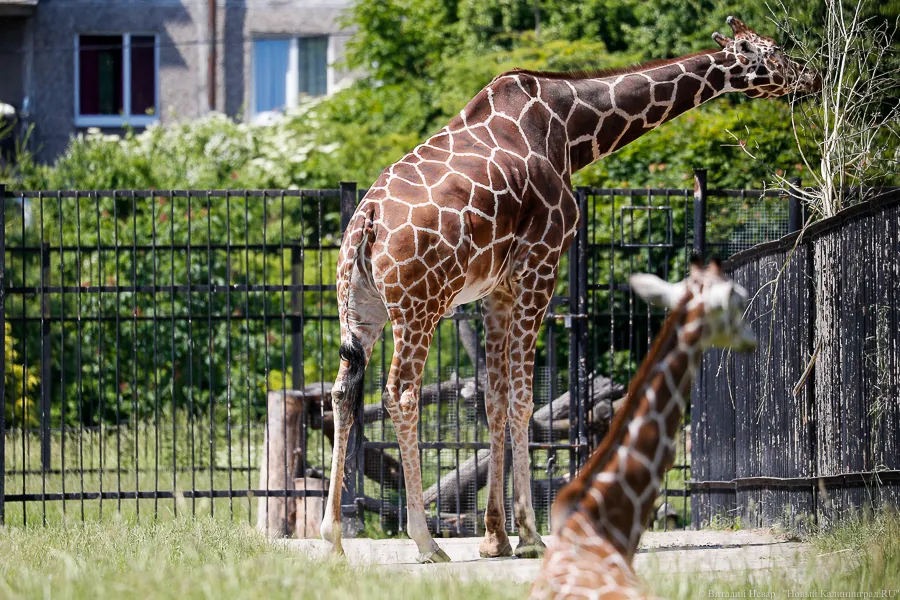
341, 331, 367, 461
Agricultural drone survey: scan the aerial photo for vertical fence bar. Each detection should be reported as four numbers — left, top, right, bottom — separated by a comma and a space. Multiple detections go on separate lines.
576, 188, 589, 466
339, 181, 362, 533
0, 184, 6, 525
693, 169, 707, 259
567, 192, 580, 479
40, 242, 51, 474
788, 177, 803, 233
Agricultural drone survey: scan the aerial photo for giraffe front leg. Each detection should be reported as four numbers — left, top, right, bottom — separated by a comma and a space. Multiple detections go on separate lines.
507, 287, 550, 558
384, 320, 451, 564
479, 289, 514, 558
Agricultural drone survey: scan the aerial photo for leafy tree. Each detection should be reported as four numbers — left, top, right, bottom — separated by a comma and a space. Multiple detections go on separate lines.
4, 322, 38, 426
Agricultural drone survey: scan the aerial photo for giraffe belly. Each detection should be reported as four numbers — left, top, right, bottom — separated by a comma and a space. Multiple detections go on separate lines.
450, 277, 499, 308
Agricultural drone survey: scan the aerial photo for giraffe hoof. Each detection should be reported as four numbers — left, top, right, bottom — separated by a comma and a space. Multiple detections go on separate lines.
479, 540, 513, 558
514, 539, 547, 559
417, 547, 451, 564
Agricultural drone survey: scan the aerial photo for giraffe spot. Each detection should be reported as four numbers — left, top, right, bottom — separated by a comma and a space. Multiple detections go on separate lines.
468, 123, 496, 148
546, 118, 568, 174
488, 161, 509, 192
651, 81, 675, 105
381, 201, 412, 231
450, 154, 491, 185
386, 176, 425, 203
569, 102, 603, 134
611, 119, 648, 152
645, 105, 667, 126
428, 131, 452, 151
541, 83, 576, 121
517, 75, 539, 99
520, 102, 552, 156
675, 76, 703, 103
418, 144, 451, 164
492, 119, 530, 157
494, 78, 533, 118
594, 113, 628, 155
707, 68, 725, 90
452, 128, 491, 155
411, 204, 440, 231
418, 162, 450, 188
462, 88, 495, 125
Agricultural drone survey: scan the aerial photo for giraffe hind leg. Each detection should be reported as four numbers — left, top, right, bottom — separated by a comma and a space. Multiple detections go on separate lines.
320, 272, 387, 554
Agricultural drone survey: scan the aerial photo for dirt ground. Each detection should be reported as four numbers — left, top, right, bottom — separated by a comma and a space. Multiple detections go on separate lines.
284, 530, 809, 583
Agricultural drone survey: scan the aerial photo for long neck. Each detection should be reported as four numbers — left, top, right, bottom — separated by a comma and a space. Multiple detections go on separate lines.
552, 298, 704, 559
562, 50, 741, 172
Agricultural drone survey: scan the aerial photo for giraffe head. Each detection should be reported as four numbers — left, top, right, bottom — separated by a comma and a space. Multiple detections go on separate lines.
712, 16, 820, 98
629, 255, 757, 352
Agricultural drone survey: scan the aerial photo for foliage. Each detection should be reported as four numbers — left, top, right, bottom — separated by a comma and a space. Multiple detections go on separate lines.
3, 322, 38, 427
0, 0, 848, 427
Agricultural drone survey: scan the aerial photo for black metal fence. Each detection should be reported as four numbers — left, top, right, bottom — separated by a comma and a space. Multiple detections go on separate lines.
0, 175, 798, 533
692, 190, 900, 530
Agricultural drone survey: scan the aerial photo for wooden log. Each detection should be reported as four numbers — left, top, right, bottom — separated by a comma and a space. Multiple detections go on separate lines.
256, 390, 305, 538
421, 373, 624, 511
294, 477, 328, 538
422, 449, 491, 511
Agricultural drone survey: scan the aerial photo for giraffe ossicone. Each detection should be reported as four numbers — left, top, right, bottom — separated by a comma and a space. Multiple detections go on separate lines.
321, 16, 816, 564
530, 255, 756, 600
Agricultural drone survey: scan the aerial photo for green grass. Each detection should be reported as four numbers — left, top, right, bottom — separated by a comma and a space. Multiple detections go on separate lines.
0, 518, 528, 600
1, 509, 898, 599
647, 509, 900, 599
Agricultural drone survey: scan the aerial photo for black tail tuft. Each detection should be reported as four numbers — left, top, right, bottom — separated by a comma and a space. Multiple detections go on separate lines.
339, 334, 367, 460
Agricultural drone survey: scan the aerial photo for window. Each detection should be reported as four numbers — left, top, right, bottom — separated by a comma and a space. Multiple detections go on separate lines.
76, 34, 158, 127
253, 36, 329, 115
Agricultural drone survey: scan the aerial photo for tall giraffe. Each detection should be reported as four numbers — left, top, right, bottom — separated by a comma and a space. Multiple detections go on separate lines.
530, 257, 758, 599
322, 17, 818, 563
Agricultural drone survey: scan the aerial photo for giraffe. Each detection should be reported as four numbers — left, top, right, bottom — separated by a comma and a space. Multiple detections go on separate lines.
321, 16, 818, 563
529, 256, 758, 600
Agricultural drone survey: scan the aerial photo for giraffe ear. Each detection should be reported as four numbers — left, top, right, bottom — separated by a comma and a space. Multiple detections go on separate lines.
629, 274, 686, 309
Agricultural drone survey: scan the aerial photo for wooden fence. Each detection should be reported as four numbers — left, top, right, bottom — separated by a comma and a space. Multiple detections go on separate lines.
691, 190, 900, 529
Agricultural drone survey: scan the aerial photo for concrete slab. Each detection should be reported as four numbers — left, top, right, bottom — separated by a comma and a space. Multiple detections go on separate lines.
282, 530, 810, 584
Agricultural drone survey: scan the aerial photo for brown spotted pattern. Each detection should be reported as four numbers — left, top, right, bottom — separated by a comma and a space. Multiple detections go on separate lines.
321, 17, 817, 563
530, 259, 757, 600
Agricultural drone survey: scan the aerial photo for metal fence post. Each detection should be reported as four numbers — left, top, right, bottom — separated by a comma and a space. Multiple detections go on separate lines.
338, 181, 363, 535
566, 192, 580, 478
575, 187, 589, 465
290, 243, 306, 466
339, 182, 357, 234
0, 183, 6, 524
41, 242, 51, 472
693, 169, 707, 259
788, 177, 803, 233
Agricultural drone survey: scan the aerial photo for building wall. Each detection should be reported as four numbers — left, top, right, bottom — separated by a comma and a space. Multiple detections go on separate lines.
24, 0, 352, 162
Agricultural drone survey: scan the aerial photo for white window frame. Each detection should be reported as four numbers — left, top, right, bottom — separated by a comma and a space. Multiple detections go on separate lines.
74, 33, 160, 128
250, 34, 332, 117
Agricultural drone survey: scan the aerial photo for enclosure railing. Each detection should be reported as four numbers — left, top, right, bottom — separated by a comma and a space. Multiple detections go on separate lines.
1, 174, 802, 533
691, 188, 900, 530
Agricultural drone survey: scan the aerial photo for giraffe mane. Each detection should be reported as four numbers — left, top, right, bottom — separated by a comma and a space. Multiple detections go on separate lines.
552, 291, 693, 524
497, 49, 718, 82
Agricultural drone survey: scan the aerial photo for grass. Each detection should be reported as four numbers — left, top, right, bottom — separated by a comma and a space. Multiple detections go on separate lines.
0, 518, 527, 600
1, 509, 898, 599
647, 509, 900, 600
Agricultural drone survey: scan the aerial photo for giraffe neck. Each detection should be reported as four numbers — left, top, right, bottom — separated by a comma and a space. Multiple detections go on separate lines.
560, 50, 742, 172
552, 296, 705, 559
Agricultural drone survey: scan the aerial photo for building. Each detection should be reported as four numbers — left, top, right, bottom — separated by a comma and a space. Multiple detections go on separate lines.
0, 0, 354, 162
